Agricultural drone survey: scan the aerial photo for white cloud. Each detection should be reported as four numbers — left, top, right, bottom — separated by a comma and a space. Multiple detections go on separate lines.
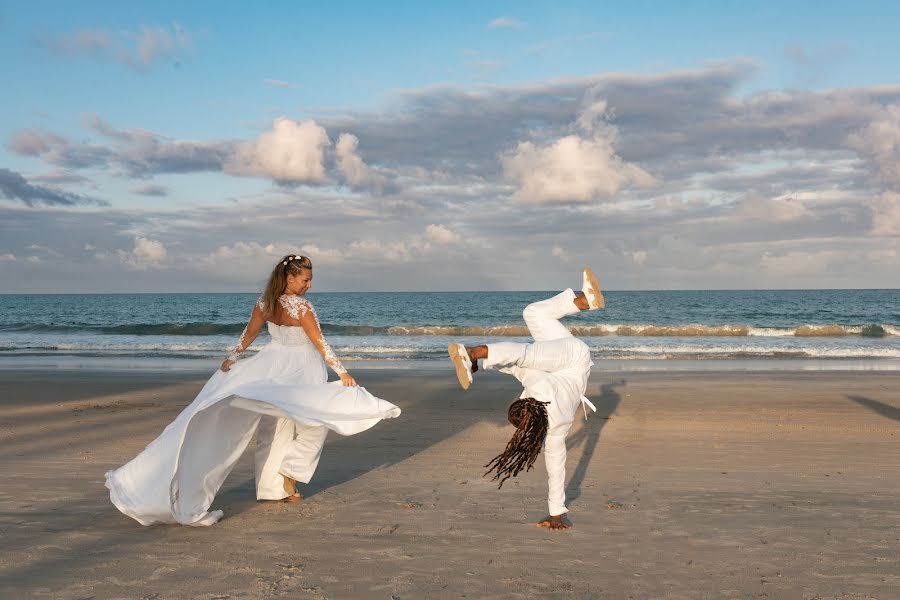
226, 118, 331, 184
204, 240, 347, 269
209, 241, 281, 261
11, 116, 396, 191
40, 23, 192, 72
847, 104, 900, 187
196, 241, 291, 276
575, 99, 611, 133
0, 253, 16, 262
27, 243, 62, 257
25, 256, 41, 264
134, 24, 192, 69
501, 100, 655, 203
425, 224, 460, 244
335, 133, 386, 190
135, 237, 166, 261
551, 245, 568, 260
264, 79, 298, 89
117, 236, 167, 270
736, 193, 812, 221
349, 225, 468, 263
300, 244, 345, 265
9, 129, 54, 155
870, 191, 900, 235
7, 62, 900, 291
631, 250, 648, 265
349, 238, 433, 263
488, 17, 525, 30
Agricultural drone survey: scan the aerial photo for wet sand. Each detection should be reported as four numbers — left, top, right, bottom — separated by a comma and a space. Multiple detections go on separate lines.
1, 367, 899, 599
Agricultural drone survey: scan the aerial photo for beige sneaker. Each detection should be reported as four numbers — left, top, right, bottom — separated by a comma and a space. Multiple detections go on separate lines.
582, 267, 605, 310
447, 342, 473, 390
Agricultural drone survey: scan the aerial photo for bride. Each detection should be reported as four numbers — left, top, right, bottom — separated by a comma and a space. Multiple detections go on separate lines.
105, 254, 401, 526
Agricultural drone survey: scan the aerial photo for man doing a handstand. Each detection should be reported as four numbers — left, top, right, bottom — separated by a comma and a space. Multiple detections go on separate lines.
448, 267, 604, 531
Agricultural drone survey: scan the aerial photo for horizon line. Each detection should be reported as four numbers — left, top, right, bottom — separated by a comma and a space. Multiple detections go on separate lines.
1, 288, 898, 295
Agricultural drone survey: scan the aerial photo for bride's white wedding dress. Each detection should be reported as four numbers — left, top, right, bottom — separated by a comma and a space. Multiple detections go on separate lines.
105, 294, 401, 526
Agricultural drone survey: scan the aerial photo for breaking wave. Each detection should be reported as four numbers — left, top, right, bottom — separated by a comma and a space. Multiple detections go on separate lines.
1, 322, 898, 337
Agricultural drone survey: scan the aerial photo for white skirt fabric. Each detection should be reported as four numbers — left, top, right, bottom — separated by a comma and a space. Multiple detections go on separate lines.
105, 341, 401, 526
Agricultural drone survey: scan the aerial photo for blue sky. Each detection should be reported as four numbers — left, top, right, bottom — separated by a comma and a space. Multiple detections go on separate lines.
1, 1, 899, 291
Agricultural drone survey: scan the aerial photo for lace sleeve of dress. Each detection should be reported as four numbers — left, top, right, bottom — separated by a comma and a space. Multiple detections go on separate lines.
227, 296, 266, 362
284, 296, 347, 376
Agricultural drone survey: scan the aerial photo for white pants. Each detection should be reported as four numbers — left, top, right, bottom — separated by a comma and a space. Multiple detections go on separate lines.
255, 417, 328, 500
483, 289, 592, 516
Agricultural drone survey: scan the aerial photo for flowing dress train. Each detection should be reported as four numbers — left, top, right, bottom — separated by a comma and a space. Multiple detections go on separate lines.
105, 295, 400, 526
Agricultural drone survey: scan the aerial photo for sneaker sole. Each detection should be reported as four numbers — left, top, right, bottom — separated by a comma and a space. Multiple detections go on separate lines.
583, 267, 605, 309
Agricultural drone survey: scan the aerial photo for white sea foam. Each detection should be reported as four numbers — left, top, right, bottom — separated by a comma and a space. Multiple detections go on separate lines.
2, 319, 899, 361
582, 342, 900, 359
747, 327, 795, 337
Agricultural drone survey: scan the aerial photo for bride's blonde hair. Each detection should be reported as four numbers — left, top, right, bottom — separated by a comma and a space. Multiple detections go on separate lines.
261, 254, 313, 317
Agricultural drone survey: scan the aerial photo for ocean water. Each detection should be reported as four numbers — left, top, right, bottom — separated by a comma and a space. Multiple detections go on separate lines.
1, 290, 899, 368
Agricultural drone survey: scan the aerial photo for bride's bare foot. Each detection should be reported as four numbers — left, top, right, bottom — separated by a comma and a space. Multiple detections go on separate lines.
283, 475, 303, 499
258, 491, 303, 503
270, 475, 302, 502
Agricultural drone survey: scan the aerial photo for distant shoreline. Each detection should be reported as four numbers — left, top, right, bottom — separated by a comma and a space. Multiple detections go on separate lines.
2, 288, 899, 295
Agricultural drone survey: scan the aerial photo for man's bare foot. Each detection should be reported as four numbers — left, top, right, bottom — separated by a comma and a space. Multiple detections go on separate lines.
537, 515, 572, 531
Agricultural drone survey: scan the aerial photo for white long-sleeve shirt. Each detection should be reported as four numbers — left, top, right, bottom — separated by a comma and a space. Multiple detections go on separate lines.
485, 335, 595, 516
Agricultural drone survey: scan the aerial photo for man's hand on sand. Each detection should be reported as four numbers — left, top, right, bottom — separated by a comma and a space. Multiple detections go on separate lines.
537, 515, 571, 531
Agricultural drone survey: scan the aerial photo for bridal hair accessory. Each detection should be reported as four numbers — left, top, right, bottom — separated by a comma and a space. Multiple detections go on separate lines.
282, 255, 305, 266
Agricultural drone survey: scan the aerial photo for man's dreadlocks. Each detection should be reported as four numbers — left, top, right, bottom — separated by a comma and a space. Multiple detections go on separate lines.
484, 397, 550, 488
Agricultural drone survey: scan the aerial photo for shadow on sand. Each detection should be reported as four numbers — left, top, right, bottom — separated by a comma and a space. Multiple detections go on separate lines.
217, 369, 514, 509
846, 394, 900, 422
565, 379, 625, 506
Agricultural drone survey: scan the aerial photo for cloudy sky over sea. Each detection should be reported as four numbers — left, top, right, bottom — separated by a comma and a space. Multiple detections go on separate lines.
1, 1, 899, 293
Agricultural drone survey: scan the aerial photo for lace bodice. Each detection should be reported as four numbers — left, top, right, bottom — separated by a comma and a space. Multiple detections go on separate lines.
226, 294, 347, 376
276, 294, 312, 319
267, 322, 312, 347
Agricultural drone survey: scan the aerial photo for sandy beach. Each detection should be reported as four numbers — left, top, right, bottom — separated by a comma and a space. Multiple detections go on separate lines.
1, 366, 899, 599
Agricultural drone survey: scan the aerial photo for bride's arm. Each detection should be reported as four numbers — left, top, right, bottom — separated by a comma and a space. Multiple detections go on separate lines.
296, 304, 356, 386
220, 300, 266, 372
